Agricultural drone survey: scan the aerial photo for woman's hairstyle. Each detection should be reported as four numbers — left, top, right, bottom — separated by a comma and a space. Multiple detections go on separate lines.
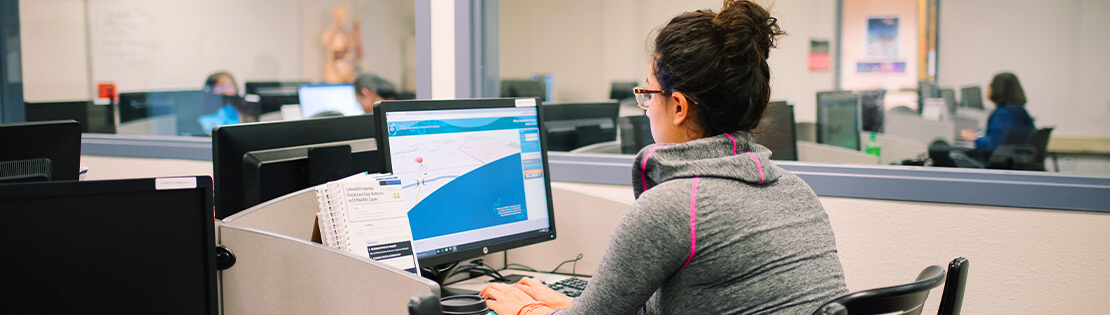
652, 0, 785, 136
203, 71, 238, 95
988, 72, 1026, 105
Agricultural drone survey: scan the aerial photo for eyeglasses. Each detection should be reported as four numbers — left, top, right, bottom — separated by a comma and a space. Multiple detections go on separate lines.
633, 87, 666, 110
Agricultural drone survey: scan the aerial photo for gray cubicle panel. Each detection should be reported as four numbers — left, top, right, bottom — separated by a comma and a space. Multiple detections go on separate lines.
883, 110, 954, 145
218, 187, 439, 314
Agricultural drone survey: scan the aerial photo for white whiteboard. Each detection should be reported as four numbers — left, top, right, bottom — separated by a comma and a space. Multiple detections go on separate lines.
87, 0, 301, 93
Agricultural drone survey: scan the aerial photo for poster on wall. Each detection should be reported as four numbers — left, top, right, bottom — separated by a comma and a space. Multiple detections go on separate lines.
866, 17, 899, 58
808, 40, 830, 71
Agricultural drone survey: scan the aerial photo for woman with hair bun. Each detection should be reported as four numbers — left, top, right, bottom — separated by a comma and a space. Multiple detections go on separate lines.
480, 1, 847, 314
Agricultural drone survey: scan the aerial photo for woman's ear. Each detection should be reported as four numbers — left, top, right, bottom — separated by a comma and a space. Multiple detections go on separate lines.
670, 92, 691, 126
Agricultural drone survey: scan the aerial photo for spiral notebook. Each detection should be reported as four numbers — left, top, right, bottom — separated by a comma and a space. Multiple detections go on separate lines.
314, 172, 421, 274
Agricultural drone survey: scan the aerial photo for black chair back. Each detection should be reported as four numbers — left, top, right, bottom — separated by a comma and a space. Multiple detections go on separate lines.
813, 265, 946, 315
938, 257, 969, 315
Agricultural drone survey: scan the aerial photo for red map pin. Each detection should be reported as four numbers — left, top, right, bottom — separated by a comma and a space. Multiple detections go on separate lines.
415, 157, 424, 163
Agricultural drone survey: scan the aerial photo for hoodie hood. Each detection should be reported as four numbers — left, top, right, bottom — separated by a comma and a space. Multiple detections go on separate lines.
632, 131, 782, 198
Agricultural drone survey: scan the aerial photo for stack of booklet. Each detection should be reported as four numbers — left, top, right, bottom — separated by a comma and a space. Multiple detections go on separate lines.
314, 172, 420, 274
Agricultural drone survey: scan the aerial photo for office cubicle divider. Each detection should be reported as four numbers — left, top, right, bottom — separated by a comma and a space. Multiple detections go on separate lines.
218, 186, 439, 314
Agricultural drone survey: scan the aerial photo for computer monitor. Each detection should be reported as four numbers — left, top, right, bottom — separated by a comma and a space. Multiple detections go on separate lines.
500, 79, 547, 102
858, 89, 886, 133
117, 90, 237, 136
118, 90, 180, 124
0, 120, 82, 183
961, 86, 984, 110
753, 101, 798, 161
540, 101, 620, 151
374, 98, 556, 271
609, 81, 638, 101
298, 84, 364, 118
917, 80, 938, 114
618, 115, 655, 155
940, 88, 958, 115
212, 115, 385, 219
25, 101, 90, 132
816, 91, 862, 151
0, 176, 218, 314
245, 81, 310, 113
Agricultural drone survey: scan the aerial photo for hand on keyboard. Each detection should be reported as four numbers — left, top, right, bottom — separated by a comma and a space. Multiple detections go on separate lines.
513, 277, 576, 309
543, 277, 588, 298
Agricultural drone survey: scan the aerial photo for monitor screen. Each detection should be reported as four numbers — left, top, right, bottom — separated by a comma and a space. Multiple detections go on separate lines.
941, 88, 958, 114
375, 98, 556, 268
0, 176, 218, 314
754, 101, 798, 161
858, 90, 886, 133
816, 91, 862, 151
961, 86, 984, 110
0, 120, 82, 183
212, 114, 384, 219
540, 101, 620, 151
298, 84, 363, 118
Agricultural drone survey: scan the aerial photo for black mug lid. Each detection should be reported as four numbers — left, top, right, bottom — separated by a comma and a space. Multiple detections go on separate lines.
440, 295, 489, 315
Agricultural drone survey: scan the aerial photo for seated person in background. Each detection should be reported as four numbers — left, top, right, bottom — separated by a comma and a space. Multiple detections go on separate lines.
479, 1, 848, 314
198, 71, 257, 134
959, 72, 1035, 160
353, 73, 398, 113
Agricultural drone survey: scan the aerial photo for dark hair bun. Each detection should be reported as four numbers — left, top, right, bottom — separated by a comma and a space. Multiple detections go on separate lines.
712, 0, 785, 60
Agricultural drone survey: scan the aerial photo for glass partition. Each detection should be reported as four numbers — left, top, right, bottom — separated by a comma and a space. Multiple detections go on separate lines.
497, 0, 1110, 176
19, 0, 416, 136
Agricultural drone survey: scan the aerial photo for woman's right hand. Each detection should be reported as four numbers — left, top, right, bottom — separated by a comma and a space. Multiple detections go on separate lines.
960, 129, 978, 142
514, 278, 574, 310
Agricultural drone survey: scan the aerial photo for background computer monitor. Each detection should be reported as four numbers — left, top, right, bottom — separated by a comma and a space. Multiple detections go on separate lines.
0, 176, 219, 314
961, 86, 984, 110
117, 90, 238, 136
858, 89, 886, 133
245, 81, 311, 113
816, 91, 862, 151
499, 79, 547, 102
298, 84, 364, 118
609, 81, 638, 102
540, 101, 620, 151
212, 115, 384, 219
374, 98, 556, 272
25, 101, 90, 132
753, 101, 798, 161
917, 80, 938, 114
618, 116, 655, 155
940, 88, 958, 115
0, 120, 82, 183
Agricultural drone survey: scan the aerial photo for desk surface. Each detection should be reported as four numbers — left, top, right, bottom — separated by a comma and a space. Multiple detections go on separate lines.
1048, 136, 1110, 154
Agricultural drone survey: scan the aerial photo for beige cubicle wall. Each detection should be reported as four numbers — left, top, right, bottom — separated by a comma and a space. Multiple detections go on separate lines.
79, 155, 1110, 314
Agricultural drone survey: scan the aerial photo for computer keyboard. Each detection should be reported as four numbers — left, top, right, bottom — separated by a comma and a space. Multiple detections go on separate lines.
545, 277, 588, 297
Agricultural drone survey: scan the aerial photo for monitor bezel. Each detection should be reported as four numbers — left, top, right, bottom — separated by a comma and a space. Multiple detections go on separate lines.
211, 114, 379, 219
0, 176, 219, 314
373, 97, 557, 268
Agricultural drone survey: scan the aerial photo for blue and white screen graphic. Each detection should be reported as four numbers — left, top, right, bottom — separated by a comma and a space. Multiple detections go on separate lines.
385, 107, 549, 256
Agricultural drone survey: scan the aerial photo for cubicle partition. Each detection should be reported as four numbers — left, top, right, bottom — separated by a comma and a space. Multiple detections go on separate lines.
217, 187, 439, 314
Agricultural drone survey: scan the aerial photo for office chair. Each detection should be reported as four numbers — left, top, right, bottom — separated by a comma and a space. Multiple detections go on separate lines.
813, 265, 946, 315
986, 127, 1052, 171
938, 257, 969, 315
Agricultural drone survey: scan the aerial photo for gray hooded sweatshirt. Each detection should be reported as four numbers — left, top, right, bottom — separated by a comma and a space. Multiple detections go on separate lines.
554, 132, 847, 315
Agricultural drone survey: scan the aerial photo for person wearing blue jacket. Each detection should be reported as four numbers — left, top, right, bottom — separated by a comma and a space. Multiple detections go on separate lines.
960, 72, 1035, 159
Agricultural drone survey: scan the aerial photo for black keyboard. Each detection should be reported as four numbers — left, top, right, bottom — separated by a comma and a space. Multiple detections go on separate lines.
545, 277, 588, 298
